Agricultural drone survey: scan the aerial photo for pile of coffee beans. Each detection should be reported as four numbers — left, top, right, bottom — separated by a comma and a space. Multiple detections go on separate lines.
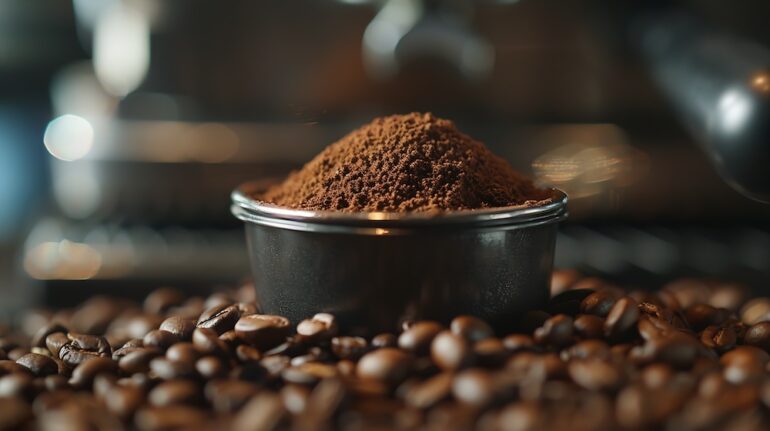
2, 272, 770, 430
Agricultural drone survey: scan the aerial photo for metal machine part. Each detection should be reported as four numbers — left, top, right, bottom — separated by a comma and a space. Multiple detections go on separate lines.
633, 11, 770, 203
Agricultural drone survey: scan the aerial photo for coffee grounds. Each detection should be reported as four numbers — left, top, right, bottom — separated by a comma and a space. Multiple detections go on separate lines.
261, 113, 551, 212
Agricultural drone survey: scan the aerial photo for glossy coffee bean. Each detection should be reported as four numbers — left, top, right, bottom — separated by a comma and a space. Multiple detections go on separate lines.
118, 348, 161, 374
450, 316, 494, 342
574, 314, 605, 339
580, 290, 620, 317
143, 330, 179, 351
331, 336, 368, 360
159, 316, 196, 341
15, 353, 57, 377
296, 313, 338, 342
148, 380, 202, 406
744, 322, 770, 352
234, 315, 291, 350
534, 314, 574, 346
197, 304, 241, 335
398, 321, 443, 355
431, 331, 473, 371
357, 348, 412, 385
69, 357, 118, 389
604, 297, 639, 339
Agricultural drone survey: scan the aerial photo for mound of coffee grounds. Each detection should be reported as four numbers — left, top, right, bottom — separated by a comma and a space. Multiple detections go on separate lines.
261, 113, 551, 212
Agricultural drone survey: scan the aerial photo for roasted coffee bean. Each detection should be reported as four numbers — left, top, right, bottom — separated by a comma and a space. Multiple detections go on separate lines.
118, 348, 161, 374
282, 362, 338, 385
563, 339, 610, 361
59, 333, 111, 367
580, 290, 620, 317
261, 355, 291, 378
150, 357, 196, 380
452, 368, 497, 407
604, 297, 639, 339
7, 348, 28, 361
135, 405, 209, 431
404, 372, 453, 409
103, 385, 143, 419
148, 380, 202, 406
568, 358, 623, 391
331, 336, 368, 360
219, 330, 241, 348
143, 330, 179, 351
640, 363, 674, 389
197, 304, 241, 335
234, 315, 291, 350
192, 328, 228, 357
372, 333, 398, 349
45, 332, 69, 357
296, 313, 338, 342
450, 316, 494, 342
196, 356, 228, 379
281, 384, 311, 415
398, 321, 443, 355
357, 348, 412, 385
0, 395, 33, 429
295, 377, 346, 426
30, 323, 67, 348
11, 275, 770, 430
159, 316, 196, 341
143, 287, 185, 314
232, 392, 286, 431
548, 289, 595, 316
474, 338, 508, 367
502, 334, 536, 353
431, 331, 473, 371
721, 346, 769, 384
235, 344, 262, 363
741, 298, 770, 325
744, 322, 770, 352
574, 314, 604, 339
685, 303, 723, 331
44, 374, 69, 391
204, 380, 259, 413
15, 353, 57, 377
534, 314, 574, 346
0, 373, 34, 399
69, 357, 118, 389
166, 342, 200, 363
701, 325, 737, 352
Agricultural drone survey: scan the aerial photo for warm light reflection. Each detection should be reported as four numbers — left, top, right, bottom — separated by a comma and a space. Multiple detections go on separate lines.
191, 123, 240, 163
367, 212, 389, 221
24, 240, 102, 280
531, 125, 645, 199
374, 228, 390, 235
43, 115, 94, 161
751, 73, 770, 93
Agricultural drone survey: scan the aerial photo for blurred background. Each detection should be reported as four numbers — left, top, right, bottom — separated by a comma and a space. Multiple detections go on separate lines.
1, 0, 769, 320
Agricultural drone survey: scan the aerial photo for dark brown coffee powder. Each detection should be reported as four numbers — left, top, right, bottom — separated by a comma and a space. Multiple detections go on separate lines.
261, 113, 551, 212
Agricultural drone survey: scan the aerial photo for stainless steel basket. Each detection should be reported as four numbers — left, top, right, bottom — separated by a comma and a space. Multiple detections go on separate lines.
232, 181, 568, 332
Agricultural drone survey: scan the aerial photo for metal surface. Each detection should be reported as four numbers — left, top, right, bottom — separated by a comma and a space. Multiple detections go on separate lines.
232, 181, 567, 332
634, 11, 770, 202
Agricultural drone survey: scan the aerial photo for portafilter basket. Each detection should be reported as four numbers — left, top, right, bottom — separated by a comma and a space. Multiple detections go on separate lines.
232, 181, 568, 332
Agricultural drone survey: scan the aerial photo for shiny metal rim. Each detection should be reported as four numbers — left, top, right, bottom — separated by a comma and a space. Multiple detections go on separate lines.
231, 181, 568, 234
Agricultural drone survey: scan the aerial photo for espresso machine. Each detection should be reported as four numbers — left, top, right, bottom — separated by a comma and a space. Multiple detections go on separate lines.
8, 0, 770, 314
